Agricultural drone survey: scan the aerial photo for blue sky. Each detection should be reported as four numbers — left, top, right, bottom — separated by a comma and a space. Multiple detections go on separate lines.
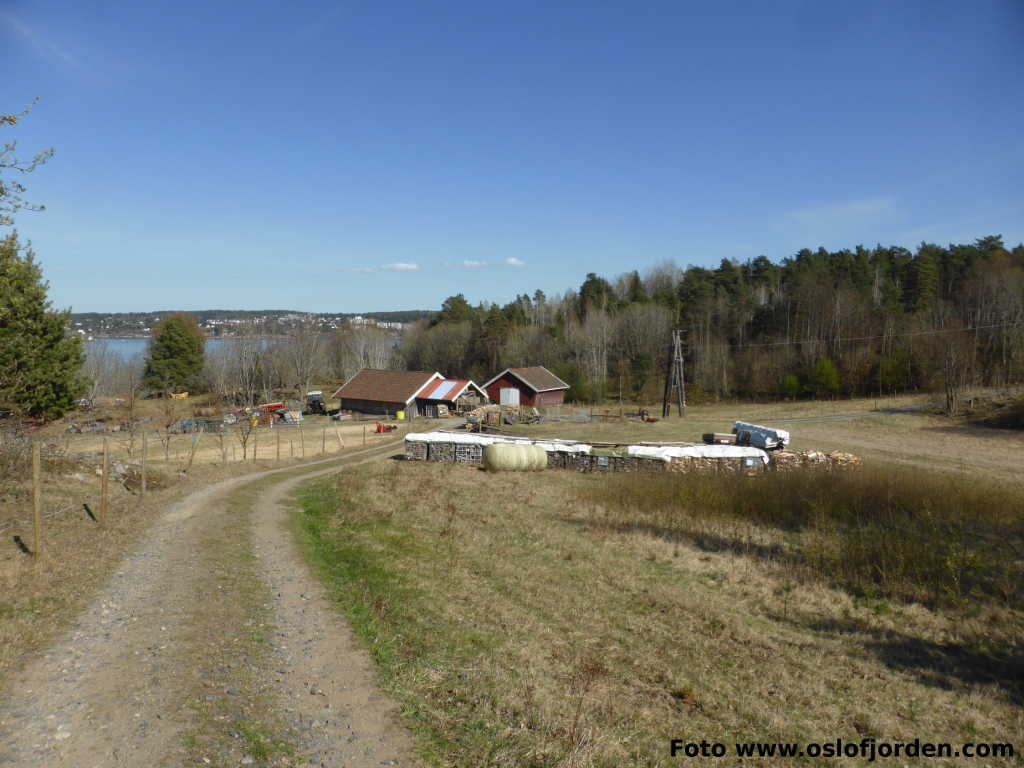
3, 0, 1023, 313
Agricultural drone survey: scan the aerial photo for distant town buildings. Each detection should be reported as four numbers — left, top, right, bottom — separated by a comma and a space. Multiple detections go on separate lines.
70, 310, 417, 338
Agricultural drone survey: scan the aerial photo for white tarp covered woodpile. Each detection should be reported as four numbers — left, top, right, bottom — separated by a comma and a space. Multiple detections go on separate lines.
733, 421, 790, 450
404, 431, 592, 453
627, 444, 770, 465
405, 432, 767, 464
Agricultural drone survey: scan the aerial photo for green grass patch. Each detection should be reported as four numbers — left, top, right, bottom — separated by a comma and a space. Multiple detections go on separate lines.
291, 475, 516, 765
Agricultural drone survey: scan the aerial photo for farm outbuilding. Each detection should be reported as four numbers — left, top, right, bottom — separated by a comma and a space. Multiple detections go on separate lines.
415, 379, 489, 417
332, 369, 443, 418
482, 366, 570, 407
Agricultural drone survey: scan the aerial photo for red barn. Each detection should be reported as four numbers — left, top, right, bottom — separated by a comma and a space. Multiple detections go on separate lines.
482, 366, 569, 407
415, 378, 488, 417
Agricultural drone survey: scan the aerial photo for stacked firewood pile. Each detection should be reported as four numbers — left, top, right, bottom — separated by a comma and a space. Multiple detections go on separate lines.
771, 450, 861, 471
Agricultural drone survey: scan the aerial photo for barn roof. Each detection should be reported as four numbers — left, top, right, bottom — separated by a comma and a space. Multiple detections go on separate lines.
418, 379, 487, 402
482, 366, 569, 393
332, 369, 442, 404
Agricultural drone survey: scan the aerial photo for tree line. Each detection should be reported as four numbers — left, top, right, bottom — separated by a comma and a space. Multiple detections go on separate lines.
6, 229, 1024, 420
402, 235, 1024, 410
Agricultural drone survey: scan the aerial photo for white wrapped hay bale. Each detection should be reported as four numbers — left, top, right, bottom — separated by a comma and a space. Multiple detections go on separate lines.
483, 443, 548, 472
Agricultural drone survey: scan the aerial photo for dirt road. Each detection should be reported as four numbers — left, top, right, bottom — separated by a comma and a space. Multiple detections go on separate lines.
0, 441, 417, 767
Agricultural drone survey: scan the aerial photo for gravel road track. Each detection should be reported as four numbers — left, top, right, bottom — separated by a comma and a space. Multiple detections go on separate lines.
0, 440, 415, 768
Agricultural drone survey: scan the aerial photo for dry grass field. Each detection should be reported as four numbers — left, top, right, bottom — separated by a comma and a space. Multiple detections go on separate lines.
507, 393, 1024, 482
292, 397, 1024, 767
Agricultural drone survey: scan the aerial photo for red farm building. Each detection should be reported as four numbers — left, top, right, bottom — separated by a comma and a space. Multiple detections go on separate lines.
331, 369, 442, 418
415, 378, 489, 417
482, 366, 570, 407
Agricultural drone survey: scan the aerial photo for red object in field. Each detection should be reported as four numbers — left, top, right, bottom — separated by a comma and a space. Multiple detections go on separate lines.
375, 423, 397, 433
645, 416, 660, 423
258, 401, 287, 412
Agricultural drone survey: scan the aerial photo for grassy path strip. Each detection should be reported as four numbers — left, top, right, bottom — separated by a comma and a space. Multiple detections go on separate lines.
174, 480, 297, 767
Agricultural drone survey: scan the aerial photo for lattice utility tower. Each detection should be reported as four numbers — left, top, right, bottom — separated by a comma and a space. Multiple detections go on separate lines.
661, 329, 686, 418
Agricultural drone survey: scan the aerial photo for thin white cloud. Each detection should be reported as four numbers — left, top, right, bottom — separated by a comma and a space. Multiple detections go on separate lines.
2, 13, 81, 70
346, 262, 420, 273
505, 257, 526, 267
786, 196, 896, 232
462, 260, 488, 268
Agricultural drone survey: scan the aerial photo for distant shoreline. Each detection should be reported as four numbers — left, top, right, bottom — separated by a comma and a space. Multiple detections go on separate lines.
87, 334, 306, 341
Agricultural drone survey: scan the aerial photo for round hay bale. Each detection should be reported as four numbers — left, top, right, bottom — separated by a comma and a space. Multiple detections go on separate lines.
483, 443, 547, 472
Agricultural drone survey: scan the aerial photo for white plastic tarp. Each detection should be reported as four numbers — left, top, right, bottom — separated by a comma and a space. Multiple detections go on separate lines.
405, 432, 767, 462
627, 444, 770, 464
404, 432, 592, 453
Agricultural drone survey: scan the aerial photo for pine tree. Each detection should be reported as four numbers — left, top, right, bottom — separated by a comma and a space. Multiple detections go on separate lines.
0, 232, 86, 419
143, 312, 206, 392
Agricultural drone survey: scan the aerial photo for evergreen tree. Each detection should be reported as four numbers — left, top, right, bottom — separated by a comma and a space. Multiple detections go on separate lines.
481, 305, 509, 371
433, 293, 475, 326
908, 243, 941, 313
578, 272, 616, 317
625, 270, 648, 303
0, 233, 85, 419
144, 312, 206, 392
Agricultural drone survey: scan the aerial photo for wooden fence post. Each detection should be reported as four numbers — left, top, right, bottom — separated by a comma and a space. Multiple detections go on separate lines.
290, 439, 294, 458
362, 425, 366, 445
32, 443, 43, 558
321, 428, 326, 455
335, 428, 344, 452
253, 429, 258, 462
276, 430, 281, 461
100, 437, 109, 522
141, 432, 148, 496
186, 433, 200, 473
220, 433, 226, 463
300, 423, 305, 457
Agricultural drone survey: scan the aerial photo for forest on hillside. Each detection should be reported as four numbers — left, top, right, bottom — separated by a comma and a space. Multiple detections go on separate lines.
402, 235, 1024, 409
80, 235, 1024, 411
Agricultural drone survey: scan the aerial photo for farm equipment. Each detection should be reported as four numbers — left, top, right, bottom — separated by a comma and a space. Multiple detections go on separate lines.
732, 421, 790, 450
305, 391, 327, 415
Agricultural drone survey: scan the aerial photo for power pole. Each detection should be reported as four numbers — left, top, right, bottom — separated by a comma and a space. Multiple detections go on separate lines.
661, 329, 686, 418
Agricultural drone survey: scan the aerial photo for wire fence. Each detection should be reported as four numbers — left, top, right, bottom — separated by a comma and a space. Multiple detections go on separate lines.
1, 419, 397, 561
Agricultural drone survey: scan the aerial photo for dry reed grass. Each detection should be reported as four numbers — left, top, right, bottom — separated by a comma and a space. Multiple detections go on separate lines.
581, 467, 1024, 610
505, 393, 1024, 482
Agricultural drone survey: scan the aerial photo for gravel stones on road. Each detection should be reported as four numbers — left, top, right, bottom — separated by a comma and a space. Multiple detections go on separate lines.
0, 442, 415, 768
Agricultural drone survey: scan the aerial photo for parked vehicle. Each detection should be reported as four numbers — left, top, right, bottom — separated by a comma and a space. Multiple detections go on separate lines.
305, 391, 327, 415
